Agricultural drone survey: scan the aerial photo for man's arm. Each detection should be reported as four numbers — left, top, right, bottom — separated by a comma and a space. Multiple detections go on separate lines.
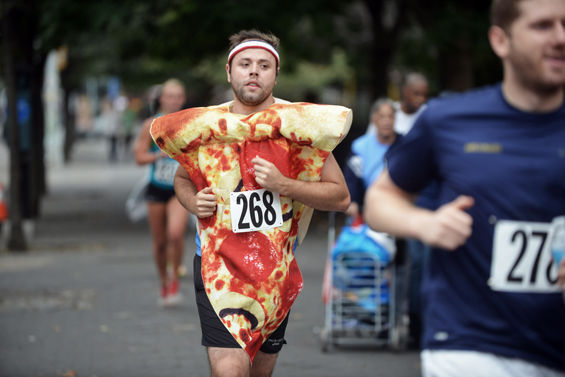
252, 152, 350, 212
364, 169, 474, 250
174, 167, 216, 218
133, 118, 167, 166
342, 153, 364, 218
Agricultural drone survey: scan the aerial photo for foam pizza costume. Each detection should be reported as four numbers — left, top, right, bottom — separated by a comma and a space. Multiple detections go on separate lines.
151, 101, 351, 360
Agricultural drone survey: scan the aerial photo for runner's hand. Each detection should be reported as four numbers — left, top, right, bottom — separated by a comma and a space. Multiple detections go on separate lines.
252, 156, 288, 193
345, 202, 360, 218
420, 195, 474, 250
153, 151, 168, 162
558, 259, 565, 289
194, 187, 216, 218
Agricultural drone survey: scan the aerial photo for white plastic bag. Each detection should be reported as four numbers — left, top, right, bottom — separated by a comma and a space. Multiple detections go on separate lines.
125, 174, 148, 222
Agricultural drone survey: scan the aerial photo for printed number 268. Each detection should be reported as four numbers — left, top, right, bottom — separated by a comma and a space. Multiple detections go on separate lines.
236, 191, 277, 230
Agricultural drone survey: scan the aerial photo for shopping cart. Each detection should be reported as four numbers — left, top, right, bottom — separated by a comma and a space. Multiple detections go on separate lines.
320, 212, 409, 352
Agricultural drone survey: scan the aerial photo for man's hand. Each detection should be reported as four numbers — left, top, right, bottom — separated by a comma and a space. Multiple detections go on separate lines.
194, 187, 217, 218
345, 202, 360, 218
249, 153, 349, 212
153, 151, 169, 162
558, 259, 565, 290
252, 156, 289, 194
419, 195, 475, 250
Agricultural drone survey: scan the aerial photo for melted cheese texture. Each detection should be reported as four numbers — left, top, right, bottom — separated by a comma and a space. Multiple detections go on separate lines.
151, 102, 351, 360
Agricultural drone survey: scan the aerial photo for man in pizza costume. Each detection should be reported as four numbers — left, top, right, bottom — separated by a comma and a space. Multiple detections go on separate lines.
150, 30, 351, 377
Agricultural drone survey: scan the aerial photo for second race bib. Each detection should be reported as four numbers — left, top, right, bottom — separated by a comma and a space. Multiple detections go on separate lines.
154, 158, 179, 186
489, 220, 560, 293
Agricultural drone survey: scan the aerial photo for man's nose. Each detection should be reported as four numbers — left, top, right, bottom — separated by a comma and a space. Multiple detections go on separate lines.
249, 63, 259, 76
553, 21, 565, 44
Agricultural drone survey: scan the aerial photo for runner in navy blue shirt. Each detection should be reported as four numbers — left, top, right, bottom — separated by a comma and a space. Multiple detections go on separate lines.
365, 0, 565, 375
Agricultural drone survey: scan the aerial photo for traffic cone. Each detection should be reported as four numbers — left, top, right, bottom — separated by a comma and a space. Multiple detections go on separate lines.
0, 182, 8, 222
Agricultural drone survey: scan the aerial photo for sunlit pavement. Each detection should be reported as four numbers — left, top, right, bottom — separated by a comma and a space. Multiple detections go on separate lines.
0, 138, 420, 377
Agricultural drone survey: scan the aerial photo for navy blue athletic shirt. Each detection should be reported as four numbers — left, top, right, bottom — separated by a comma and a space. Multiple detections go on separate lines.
387, 83, 565, 371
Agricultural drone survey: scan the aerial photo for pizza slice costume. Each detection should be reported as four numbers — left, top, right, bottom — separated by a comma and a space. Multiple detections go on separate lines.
150, 101, 351, 360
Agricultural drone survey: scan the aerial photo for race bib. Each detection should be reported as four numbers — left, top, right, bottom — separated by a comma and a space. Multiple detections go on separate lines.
489, 220, 560, 292
154, 158, 178, 186
230, 189, 283, 233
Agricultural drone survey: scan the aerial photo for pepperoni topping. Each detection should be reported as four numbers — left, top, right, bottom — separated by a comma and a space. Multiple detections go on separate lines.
219, 118, 227, 134
217, 231, 280, 287
215, 279, 225, 290
239, 328, 250, 343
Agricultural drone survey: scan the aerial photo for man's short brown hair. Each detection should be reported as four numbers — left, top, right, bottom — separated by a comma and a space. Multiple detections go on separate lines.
227, 29, 280, 70
228, 29, 280, 53
490, 0, 525, 31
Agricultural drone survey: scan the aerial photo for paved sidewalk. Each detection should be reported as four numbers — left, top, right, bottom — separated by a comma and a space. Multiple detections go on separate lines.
0, 139, 420, 377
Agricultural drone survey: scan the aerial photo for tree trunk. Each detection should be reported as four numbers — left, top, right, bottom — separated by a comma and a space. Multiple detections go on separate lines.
369, 43, 395, 98
364, 0, 410, 99
2, 1, 27, 251
30, 52, 47, 215
63, 87, 75, 164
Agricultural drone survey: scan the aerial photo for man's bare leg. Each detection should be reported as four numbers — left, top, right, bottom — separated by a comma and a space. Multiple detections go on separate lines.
207, 348, 279, 377
250, 351, 278, 377
207, 347, 250, 377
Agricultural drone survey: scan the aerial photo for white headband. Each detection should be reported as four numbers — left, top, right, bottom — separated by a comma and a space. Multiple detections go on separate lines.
228, 40, 280, 65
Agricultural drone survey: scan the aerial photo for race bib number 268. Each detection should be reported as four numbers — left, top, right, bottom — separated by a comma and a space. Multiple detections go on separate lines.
230, 189, 283, 233
489, 220, 559, 293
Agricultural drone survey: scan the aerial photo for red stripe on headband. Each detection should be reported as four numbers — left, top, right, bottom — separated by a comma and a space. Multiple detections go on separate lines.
228, 40, 280, 65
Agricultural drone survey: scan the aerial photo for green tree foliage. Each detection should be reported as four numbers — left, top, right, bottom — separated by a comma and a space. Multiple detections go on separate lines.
31, 0, 500, 99
396, 0, 500, 93
34, 0, 350, 91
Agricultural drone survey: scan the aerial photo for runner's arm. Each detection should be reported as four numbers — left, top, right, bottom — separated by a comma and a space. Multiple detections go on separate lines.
174, 168, 216, 218
252, 152, 350, 212
364, 169, 474, 250
133, 118, 167, 165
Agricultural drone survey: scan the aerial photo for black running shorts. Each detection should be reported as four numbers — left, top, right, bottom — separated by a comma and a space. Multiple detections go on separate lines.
144, 183, 175, 203
193, 255, 288, 353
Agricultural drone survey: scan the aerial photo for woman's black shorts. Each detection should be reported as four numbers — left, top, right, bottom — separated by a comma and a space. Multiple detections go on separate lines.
193, 255, 288, 353
144, 183, 175, 203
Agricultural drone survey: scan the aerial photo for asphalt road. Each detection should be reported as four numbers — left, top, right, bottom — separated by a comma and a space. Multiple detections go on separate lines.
0, 138, 421, 377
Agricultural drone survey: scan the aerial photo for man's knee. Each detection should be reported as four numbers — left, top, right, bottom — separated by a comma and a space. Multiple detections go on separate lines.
250, 351, 278, 377
207, 347, 250, 377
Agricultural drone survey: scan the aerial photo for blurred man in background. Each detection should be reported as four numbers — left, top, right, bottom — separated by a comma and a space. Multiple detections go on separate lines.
394, 72, 428, 135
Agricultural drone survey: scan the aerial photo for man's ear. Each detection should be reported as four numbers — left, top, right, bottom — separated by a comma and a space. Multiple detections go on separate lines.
226, 63, 231, 83
488, 25, 510, 59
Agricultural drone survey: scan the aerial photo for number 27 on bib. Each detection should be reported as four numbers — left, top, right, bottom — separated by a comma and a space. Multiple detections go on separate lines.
489, 220, 560, 293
